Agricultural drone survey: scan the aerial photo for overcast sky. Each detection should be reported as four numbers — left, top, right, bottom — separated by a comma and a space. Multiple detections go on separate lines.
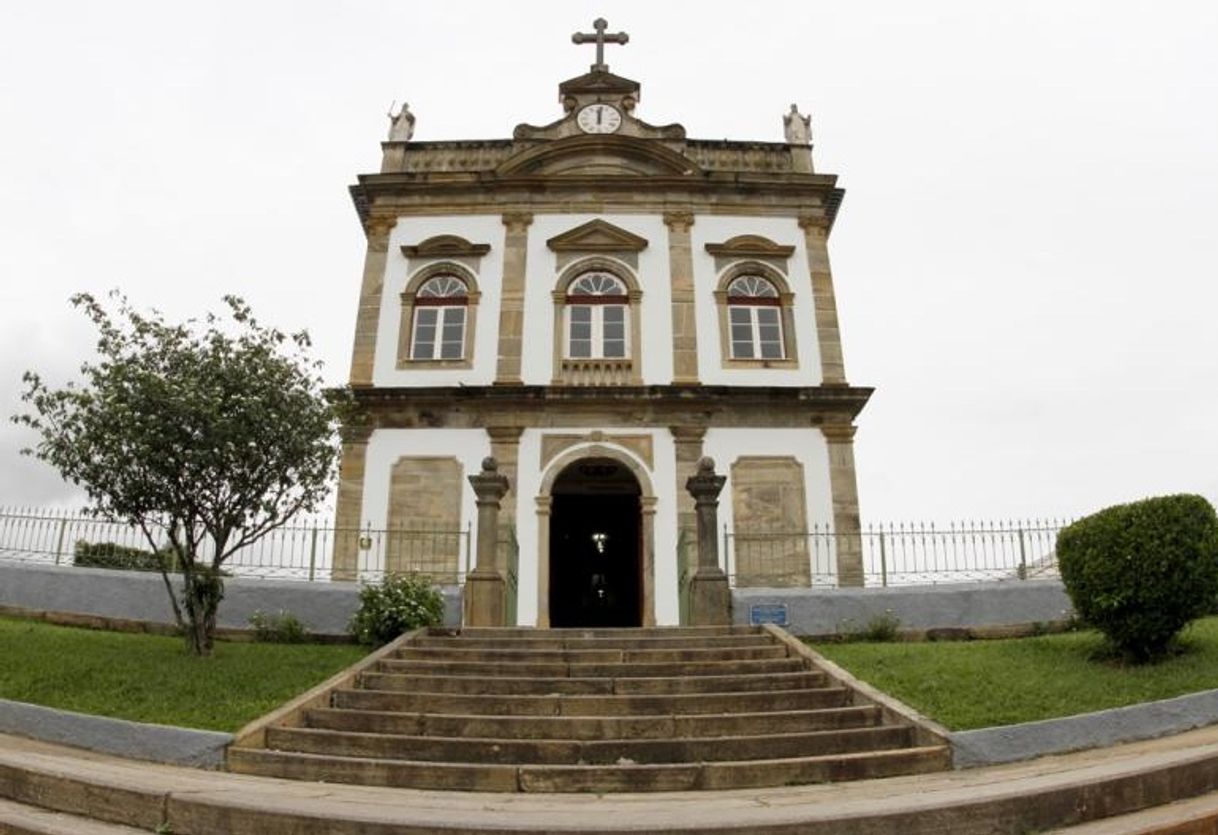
1, 1, 1215, 523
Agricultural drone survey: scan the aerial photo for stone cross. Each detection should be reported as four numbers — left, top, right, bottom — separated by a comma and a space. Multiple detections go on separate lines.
572, 18, 629, 73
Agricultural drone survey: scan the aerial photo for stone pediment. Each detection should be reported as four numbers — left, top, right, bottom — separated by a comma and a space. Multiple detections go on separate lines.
497, 136, 701, 178
400, 235, 491, 259
704, 235, 796, 259
547, 219, 648, 253
558, 70, 640, 97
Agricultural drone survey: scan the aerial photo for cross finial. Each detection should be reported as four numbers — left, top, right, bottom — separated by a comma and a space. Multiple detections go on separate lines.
571, 17, 629, 73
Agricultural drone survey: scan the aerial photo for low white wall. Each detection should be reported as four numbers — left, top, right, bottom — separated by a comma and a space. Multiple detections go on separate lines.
0, 561, 461, 634
733, 580, 1073, 635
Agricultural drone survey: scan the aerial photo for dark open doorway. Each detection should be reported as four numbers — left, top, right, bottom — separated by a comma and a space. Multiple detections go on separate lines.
549, 457, 642, 628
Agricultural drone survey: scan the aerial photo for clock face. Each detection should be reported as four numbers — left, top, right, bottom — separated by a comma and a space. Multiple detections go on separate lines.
576, 103, 622, 134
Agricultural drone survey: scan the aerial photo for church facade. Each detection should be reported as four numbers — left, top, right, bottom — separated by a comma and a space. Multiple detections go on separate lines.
332, 24, 872, 627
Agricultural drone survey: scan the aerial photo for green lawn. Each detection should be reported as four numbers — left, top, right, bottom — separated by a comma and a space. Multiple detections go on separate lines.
0, 616, 365, 732
813, 616, 1218, 731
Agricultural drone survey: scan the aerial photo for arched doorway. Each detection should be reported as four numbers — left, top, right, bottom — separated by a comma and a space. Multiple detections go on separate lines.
548, 457, 643, 628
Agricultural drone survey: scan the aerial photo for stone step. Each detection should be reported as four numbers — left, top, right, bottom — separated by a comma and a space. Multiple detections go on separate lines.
357, 669, 827, 696
332, 685, 851, 717
393, 645, 789, 664
0, 798, 148, 835
1048, 787, 1218, 833
421, 633, 778, 651
451, 625, 757, 639
227, 745, 951, 793
264, 725, 912, 766
16, 727, 1218, 832
303, 704, 884, 740
375, 656, 807, 679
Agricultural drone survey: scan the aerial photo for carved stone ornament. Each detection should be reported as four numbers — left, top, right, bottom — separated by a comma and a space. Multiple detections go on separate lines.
387, 102, 415, 142
546, 218, 648, 253
662, 211, 695, 231
783, 104, 812, 145
704, 234, 795, 259
364, 215, 398, 238
686, 456, 727, 503
400, 235, 491, 259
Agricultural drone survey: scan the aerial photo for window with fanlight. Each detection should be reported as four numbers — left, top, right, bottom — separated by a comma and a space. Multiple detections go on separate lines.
726, 275, 784, 360
565, 271, 629, 359
410, 274, 467, 360
713, 265, 799, 369
394, 265, 479, 370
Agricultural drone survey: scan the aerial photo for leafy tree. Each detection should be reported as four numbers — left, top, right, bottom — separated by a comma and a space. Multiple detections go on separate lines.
15, 292, 346, 656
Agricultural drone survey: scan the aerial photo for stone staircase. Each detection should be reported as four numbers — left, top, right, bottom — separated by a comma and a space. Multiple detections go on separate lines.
227, 625, 951, 792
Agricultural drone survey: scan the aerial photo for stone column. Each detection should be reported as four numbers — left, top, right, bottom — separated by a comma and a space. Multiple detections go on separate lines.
348, 215, 397, 386
535, 495, 553, 628
486, 426, 524, 574
330, 425, 373, 581
798, 216, 848, 386
685, 457, 731, 626
463, 457, 511, 626
640, 495, 658, 627
494, 212, 533, 385
670, 426, 706, 611
823, 424, 865, 587
663, 211, 700, 384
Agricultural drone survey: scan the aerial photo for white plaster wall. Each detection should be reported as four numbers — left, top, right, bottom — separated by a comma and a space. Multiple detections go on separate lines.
521, 214, 674, 385
372, 215, 505, 387
513, 428, 680, 626
360, 428, 492, 554
702, 428, 834, 577
691, 215, 823, 386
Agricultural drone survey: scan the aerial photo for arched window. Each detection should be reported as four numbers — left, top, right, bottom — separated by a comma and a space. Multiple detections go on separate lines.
726, 275, 784, 359
411, 274, 468, 360
565, 271, 629, 359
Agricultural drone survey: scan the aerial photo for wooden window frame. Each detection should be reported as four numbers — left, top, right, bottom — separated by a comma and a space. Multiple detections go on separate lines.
397, 263, 481, 369
714, 262, 799, 370
551, 258, 642, 385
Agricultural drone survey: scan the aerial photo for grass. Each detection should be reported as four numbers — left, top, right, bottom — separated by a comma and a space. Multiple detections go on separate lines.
0, 616, 365, 732
813, 616, 1218, 731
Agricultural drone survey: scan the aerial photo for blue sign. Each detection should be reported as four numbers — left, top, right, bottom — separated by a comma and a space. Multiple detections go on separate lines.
749, 603, 788, 626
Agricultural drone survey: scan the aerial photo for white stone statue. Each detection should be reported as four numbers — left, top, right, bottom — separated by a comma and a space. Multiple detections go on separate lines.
783, 104, 812, 145
387, 101, 415, 142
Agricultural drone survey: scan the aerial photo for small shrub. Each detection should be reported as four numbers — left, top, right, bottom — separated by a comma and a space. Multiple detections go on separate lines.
1057, 494, 1218, 662
349, 574, 445, 646
839, 610, 901, 642
248, 609, 309, 643
73, 540, 178, 572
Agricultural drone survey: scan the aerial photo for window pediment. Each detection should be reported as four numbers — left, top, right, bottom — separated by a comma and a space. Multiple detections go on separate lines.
704, 235, 796, 260
400, 235, 491, 260
546, 219, 649, 254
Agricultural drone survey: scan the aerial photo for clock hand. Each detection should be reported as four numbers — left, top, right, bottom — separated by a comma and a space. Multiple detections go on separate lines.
596, 106, 603, 125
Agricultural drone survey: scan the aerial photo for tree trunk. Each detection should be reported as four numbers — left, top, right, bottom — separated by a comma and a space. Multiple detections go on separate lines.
182, 567, 225, 656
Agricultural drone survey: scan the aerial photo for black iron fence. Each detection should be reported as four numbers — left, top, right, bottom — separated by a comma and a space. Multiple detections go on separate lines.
725, 519, 1070, 587
0, 508, 471, 584
1, 508, 1070, 589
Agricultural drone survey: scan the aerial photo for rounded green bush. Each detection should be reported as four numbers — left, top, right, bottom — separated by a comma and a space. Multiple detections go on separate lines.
1058, 494, 1218, 661
349, 574, 445, 646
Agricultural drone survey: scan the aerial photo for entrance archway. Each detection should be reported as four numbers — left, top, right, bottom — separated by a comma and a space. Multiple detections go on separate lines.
549, 458, 641, 628
536, 445, 656, 628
